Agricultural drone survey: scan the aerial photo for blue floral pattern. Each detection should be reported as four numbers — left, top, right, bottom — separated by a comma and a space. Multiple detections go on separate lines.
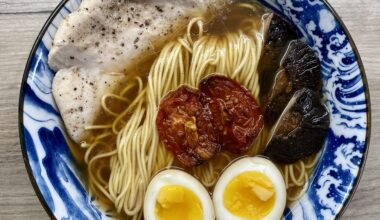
19, 0, 369, 219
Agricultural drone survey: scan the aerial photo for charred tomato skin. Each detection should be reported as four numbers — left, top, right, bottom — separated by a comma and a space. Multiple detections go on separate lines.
199, 75, 264, 154
156, 86, 220, 167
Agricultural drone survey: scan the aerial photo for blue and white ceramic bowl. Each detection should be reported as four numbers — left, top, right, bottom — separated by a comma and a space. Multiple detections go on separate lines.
19, 0, 371, 219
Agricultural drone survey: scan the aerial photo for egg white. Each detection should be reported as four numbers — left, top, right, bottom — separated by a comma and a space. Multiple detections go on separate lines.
213, 157, 286, 220
144, 169, 215, 220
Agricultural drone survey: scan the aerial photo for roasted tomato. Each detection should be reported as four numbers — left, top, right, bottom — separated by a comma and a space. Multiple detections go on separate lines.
199, 75, 264, 154
156, 86, 220, 167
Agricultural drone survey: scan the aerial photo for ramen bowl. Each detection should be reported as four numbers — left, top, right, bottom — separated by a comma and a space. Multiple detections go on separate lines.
19, 0, 370, 219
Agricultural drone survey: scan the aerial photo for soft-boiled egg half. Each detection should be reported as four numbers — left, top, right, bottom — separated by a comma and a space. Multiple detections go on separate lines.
213, 157, 286, 220
144, 169, 215, 220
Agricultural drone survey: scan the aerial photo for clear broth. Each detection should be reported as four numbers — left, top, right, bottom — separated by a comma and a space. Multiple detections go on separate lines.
67, 1, 319, 218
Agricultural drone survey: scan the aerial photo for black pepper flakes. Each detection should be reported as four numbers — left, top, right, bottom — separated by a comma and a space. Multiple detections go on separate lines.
155, 5, 163, 12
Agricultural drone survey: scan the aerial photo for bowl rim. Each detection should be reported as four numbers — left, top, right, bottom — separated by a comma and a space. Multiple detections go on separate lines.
18, 0, 371, 219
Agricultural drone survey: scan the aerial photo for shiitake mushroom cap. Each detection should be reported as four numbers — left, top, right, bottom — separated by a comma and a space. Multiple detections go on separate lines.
267, 14, 298, 47
262, 39, 322, 125
259, 14, 298, 97
263, 88, 329, 164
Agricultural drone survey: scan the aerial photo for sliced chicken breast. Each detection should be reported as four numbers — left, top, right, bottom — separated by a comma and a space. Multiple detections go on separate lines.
50, 0, 227, 144
52, 67, 124, 143
49, 0, 226, 73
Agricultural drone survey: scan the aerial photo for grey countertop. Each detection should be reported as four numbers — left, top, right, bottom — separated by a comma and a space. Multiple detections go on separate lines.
0, 0, 379, 219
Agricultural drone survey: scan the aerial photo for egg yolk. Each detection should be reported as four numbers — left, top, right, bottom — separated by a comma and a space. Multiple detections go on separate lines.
155, 185, 203, 220
223, 171, 276, 219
